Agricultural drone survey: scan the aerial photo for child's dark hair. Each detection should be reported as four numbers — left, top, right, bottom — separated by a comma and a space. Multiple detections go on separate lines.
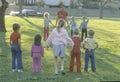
13, 23, 20, 31
57, 19, 65, 32
34, 34, 42, 46
88, 29, 94, 36
74, 28, 79, 35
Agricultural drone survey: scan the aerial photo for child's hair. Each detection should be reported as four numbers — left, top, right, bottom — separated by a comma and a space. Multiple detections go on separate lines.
74, 28, 79, 35
57, 19, 65, 32
61, 6, 65, 10
82, 16, 86, 20
88, 29, 94, 36
13, 23, 20, 31
71, 16, 74, 19
34, 34, 42, 46
44, 12, 50, 18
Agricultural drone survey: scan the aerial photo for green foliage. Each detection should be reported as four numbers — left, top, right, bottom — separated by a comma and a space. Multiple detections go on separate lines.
58, 1, 64, 7
0, 16, 120, 82
70, 0, 75, 8
83, 2, 99, 9
39, 0, 45, 7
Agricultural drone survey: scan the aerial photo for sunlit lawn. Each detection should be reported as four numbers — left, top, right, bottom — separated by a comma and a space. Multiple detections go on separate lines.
0, 16, 120, 82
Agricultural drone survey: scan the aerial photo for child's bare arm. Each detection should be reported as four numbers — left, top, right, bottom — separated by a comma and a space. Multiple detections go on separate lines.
95, 42, 98, 50
18, 38, 21, 49
83, 43, 86, 49
10, 39, 12, 45
86, 18, 89, 22
55, 18, 58, 26
50, 21, 55, 27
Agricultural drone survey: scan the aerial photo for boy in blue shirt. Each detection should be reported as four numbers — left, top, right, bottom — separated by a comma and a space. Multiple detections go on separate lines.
80, 16, 89, 41
69, 16, 77, 37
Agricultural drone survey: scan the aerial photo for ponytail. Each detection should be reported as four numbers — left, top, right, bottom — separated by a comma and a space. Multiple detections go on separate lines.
57, 19, 65, 32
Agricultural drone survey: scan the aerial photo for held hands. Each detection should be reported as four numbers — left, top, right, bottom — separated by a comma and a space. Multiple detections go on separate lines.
42, 55, 44, 57
46, 46, 49, 50
31, 54, 33, 57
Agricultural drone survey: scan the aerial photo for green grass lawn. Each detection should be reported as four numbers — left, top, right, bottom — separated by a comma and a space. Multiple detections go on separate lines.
0, 16, 120, 82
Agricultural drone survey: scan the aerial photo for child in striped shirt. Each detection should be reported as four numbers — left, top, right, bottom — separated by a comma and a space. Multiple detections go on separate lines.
46, 19, 74, 75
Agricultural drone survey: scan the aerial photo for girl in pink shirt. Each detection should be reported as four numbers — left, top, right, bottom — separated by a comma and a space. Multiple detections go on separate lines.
46, 19, 74, 75
31, 34, 44, 73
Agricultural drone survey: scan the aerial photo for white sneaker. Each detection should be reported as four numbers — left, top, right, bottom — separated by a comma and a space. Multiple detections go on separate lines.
12, 69, 16, 72
18, 69, 23, 72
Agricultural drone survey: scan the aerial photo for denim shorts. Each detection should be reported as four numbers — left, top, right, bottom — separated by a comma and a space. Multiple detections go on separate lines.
53, 44, 65, 57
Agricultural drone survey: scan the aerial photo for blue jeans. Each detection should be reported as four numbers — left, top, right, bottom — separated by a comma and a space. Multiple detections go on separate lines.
11, 45, 23, 69
81, 28, 87, 41
71, 30, 73, 37
84, 49, 96, 72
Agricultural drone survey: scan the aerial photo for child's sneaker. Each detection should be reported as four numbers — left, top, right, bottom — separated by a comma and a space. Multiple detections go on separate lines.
61, 71, 65, 75
54, 73, 58, 76
92, 70, 96, 72
18, 69, 23, 72
84, 70, 88, 72
12, 69, 16, 72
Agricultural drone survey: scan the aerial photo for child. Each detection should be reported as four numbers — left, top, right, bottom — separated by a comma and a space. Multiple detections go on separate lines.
69, 16, 77, 37
44, 12, 54, 41
56, 7, 68, 26
46, 19, 74, 75
69, 29, 81, 74
82, 29, 98, 72
31, 34, 44, 73
80, 16, 89, 41
10, 23, 23, 72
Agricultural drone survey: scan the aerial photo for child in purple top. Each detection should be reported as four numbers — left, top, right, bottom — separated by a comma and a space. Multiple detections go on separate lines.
31, 34, 44, 73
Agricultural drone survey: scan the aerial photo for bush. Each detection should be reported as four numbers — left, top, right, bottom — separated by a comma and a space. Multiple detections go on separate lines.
35, 0, 45, 7
70, 0, 75, 8
82, 2, 99, 9
58, 1, 64, 7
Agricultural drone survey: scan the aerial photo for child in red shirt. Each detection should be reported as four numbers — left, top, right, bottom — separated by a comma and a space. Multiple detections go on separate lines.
69, 29, 81, 74
56, 7, 68, 26
10, 23, 23, 72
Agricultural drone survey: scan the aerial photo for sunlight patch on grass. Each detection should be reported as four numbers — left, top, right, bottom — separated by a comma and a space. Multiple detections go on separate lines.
0, 16, 120, 82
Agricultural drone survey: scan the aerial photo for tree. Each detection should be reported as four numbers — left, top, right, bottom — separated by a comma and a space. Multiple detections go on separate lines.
0, 0, 9, 32
99, 0, 112, 19
18, 0, 23, 17
70, 0, 74, 8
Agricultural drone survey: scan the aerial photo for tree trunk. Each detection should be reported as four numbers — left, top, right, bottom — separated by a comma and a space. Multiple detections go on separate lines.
18, 0, 23, 17
100, 1, 103, 19
70, 0, 74, 8
0, 0, 9, 32
0, 7, 6, 32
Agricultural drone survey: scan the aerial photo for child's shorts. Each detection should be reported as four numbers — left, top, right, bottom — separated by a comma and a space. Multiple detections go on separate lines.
53, 44, 65, 57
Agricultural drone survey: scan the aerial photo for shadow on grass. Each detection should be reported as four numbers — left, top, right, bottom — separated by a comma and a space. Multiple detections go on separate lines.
91, 26, 120, 39
103, 18, 120, 21
20, 17, 45, 38
22, 17, 42, 29
0, 32, 10, 79
65, 46, 120, 81
94, 48, 120, 80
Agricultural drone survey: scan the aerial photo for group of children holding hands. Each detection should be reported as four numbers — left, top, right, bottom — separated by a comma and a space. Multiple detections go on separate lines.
10, 12, 98, 76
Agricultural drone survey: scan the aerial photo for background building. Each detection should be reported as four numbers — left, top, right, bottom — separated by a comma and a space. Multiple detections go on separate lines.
14, 0, 76, 6
15, 0, 35, 5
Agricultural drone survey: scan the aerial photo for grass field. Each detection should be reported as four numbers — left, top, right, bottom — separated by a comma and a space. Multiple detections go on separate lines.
0, 16, 120, 82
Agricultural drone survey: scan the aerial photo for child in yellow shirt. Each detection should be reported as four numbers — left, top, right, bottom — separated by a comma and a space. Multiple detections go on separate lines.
82, 29, 98, 72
